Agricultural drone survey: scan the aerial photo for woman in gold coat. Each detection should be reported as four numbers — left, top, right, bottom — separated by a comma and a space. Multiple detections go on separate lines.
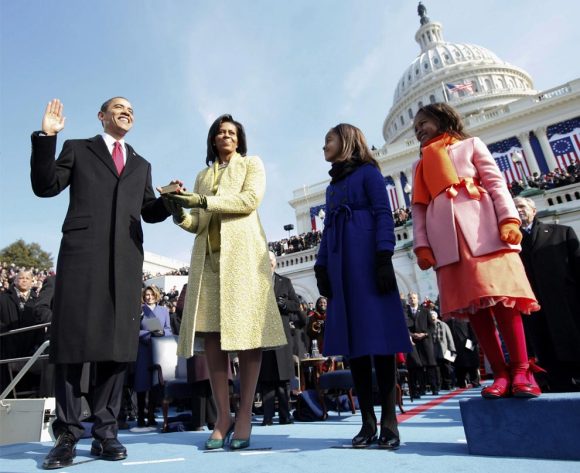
163, 114, 285, 450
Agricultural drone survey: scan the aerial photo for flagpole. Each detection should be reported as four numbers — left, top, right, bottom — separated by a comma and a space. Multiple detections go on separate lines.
441, 82, 449, 103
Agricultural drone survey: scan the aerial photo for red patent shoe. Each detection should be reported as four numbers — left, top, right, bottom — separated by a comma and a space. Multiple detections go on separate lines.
481, 373, 511, 399
511, 363, 541, 398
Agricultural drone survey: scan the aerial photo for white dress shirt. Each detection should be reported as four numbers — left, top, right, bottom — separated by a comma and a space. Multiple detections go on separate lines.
102, 133, 127, 165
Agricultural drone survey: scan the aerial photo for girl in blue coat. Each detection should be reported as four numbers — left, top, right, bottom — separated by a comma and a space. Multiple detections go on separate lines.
315, 124, 412, 449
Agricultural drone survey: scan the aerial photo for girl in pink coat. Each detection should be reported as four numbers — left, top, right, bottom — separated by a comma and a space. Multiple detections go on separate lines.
411, 103, 541, 399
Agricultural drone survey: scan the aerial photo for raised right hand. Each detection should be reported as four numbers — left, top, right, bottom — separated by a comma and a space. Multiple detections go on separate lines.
42, 99, 66, 136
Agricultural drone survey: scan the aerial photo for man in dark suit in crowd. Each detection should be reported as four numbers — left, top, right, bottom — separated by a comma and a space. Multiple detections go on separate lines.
31, 98, 169, 469
405, 292, 438, 397
0, 270, 41, 394
514, 196, 580, 392
258, 252, 301, 425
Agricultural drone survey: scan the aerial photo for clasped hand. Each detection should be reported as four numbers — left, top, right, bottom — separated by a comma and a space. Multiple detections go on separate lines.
163, 191, 206, 209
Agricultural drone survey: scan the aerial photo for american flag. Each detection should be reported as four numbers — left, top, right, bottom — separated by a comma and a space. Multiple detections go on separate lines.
488, 137, 531, 184
445, 80, 475, 97
384, 176, 399, 210
548, 118, 580, 169
309, 204, 325, 231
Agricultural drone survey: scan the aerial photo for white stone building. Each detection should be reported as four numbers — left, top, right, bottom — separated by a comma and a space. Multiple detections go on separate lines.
280, 6, 580, 304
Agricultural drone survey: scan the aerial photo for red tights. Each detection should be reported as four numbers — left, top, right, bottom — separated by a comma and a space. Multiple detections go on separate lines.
468, 304, 531, 386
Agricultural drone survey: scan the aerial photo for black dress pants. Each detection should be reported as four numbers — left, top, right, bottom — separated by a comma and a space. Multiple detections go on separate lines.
52, 361, 127, 441
191, 380, 217, 428
261, 381, 291, 422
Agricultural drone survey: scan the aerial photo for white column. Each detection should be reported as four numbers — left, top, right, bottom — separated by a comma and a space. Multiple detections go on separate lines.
392, 173, 406, 210
534, 126, 559, 172
517, 132, 541, 176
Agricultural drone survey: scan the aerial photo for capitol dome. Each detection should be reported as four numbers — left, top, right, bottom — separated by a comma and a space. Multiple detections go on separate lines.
383, 4, 537, 145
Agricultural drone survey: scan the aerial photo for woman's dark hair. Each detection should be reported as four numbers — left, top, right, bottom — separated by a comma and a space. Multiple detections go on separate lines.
206, 114, 247, 166
315, 296, 327, 312
414, 103, 470, 140
330, 123, 380, 169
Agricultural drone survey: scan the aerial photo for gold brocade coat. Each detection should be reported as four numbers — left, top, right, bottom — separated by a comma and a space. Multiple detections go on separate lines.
176, 154, 286, 356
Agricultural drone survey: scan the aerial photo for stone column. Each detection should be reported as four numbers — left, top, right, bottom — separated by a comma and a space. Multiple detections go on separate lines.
534, 126, 559, 172
517, 132, 541, 176
392, 173, 406, 210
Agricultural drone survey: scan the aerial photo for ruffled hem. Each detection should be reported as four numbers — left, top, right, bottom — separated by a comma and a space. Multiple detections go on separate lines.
442, 296, 540, 320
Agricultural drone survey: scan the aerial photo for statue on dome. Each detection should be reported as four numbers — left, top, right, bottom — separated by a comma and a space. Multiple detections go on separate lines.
417, 2, 430, 25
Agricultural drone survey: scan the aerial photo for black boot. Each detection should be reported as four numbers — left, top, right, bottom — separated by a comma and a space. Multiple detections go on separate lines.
374, 355, 401, 450
350, 356, 377, 448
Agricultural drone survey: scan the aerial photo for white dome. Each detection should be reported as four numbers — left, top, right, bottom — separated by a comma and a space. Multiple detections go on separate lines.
383, 13, 536, 145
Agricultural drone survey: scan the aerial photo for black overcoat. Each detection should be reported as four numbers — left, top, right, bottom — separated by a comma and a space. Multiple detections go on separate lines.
30, 133, 169, 363
405, 305, 436, 368
520, 220, 580, 363
0, 285, 41, 360
259, 273, 299, 382
447, 318, 480, 369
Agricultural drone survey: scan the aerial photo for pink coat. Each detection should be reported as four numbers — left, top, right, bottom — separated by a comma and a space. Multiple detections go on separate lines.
412, 137, 520, 269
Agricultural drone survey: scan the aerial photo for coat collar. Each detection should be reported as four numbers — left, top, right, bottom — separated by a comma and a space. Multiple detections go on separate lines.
201, 153, 245, 193
87, 135, 141, 179
529, 219, 551, 248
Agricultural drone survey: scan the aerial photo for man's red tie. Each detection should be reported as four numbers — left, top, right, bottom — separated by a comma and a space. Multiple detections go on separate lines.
112, 141, 125, 175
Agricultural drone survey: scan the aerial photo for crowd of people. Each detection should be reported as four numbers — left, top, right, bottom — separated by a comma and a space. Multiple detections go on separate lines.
0, 262, 53, 294
269, 231, 322, 256
392, 207, 412, 227
508, 162, 580, 196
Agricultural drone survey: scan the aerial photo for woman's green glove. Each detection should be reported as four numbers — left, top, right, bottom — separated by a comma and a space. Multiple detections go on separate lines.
164, 192, 207, 209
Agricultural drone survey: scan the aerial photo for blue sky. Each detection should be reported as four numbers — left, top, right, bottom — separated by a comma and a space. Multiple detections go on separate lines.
1, 0, 579, 266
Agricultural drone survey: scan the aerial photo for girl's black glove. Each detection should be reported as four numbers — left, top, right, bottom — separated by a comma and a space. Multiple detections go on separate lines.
376, 250, 396, 294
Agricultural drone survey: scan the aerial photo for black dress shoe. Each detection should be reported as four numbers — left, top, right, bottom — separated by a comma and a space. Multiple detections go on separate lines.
260, 419, 273, 426
43, 432, 77, 470
378, 433, 400, 450
351, 427, 377, 448
279, 418, 294, 425
90, 438, 127, 461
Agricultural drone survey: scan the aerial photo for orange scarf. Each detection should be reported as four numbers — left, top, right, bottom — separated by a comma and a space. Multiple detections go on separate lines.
412, 133, 460, 206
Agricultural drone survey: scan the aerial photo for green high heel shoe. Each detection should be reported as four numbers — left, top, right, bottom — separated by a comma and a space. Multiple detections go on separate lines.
204, 421, 235, 450
230, 425, 252, 450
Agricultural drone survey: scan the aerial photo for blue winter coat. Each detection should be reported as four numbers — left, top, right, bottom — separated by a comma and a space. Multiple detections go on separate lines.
316, 164, 413, 358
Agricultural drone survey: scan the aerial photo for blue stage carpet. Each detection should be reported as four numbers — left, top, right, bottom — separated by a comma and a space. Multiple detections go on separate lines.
0, 388, 576, 472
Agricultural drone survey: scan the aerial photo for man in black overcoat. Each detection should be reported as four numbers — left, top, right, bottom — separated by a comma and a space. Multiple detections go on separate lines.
0, 270, 41, 394
405, 292, 438, 396
515, 197, 580, 391
30, 98, 169, 469
258, 252, 301, 425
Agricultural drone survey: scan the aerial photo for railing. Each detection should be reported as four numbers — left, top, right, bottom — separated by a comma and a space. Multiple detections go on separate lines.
0, 323, 51, 401
543, 182, 580, 207
276, 247, 318, 271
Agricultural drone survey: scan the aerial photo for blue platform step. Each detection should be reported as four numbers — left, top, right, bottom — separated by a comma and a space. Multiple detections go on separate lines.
459, 392, 580, 460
